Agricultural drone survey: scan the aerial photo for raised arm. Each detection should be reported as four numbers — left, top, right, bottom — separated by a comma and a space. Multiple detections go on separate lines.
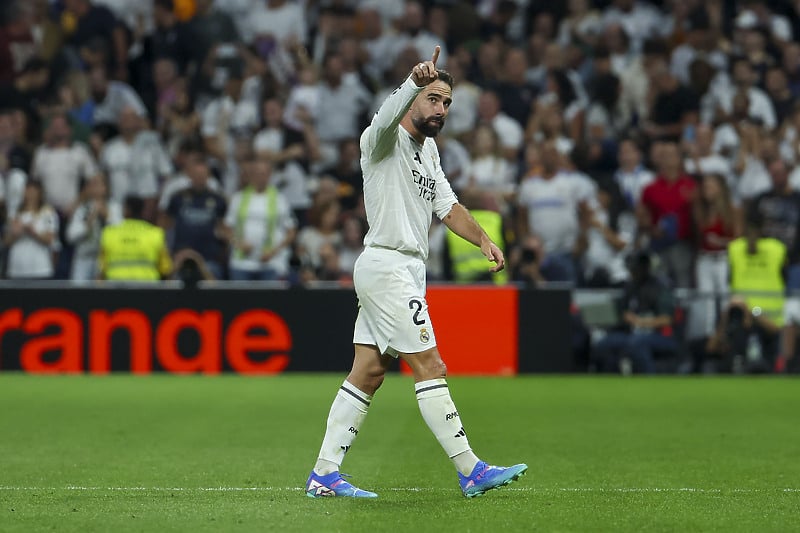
366, 47, 441, 162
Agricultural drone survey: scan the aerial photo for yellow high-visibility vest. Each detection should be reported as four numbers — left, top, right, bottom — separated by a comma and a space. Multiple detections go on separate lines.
446, 209, 507, 284
100, 219, 171, 281
728, 237, 786, 326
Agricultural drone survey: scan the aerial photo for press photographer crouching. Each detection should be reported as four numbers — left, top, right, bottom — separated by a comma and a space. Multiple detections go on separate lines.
705, 299, 780, 373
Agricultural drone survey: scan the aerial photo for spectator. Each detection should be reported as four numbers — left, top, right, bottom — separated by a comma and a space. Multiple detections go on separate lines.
314, 51, 371, 171
493, 47, 537, 127
162, 154, 227, 279
0, 1, 38, 85
0, 107, 29, 174
187, 0, 240, 70
223, 159, 297, 281
89, 63, 147, 128
157, 142, 221, 217
691, 172, 740, 338
158, 77, 200, 160
764, 66, 794, 122
601, 0, 667, 53
100, 106, 172, 218
537, 68, 586, 143
748, 158, 800, 290
434, 133, 471, 192
638, 140, 696, 287
0, 159, 26, 223
296, 198, 342, 272
200, 59, 259, 196
669, 7, 726, 86
393, 1, 448, 69
556, 0, 603, 49
455, 124, 514, 212
613, 137, 655, 211
56, 70, 95, 136
323, 138, 362, 213
149, 0, 194, 74
642, 60, 699, 142
248, 0, 307, 50
580, 180, 633, 288
62, 0, 128, 80
585, 72, 628, 144
590, 251, 679, 374
732, 116, 773, 201
712, 56, 776, 130
684, 123, 734, 190
31, 113, 98, 217
4, 180, 59, 279
99, 195, 172, 281
476, 89, 523, 162
0, 57, 51, 131
516, 140, 591, 284
337, 213, 366, 278
253, 96, 316, 214
65, 173, 122, 281
438, 58, 479, 140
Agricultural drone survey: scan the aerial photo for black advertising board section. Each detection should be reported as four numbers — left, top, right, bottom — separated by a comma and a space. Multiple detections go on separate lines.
516, 288, 573, 373
0, 287, 573, 374
0, 288, 359, 373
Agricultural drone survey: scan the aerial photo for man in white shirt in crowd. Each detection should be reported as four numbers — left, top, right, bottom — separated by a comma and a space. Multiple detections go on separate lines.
101, 106, 172, 220
31, 114, 98, 217
223, 158, 296, 281
305, 46, 526, 500
201, 61, 259, 196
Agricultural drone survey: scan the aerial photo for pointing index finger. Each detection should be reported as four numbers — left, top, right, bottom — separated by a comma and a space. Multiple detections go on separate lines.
431, 46, 440, 66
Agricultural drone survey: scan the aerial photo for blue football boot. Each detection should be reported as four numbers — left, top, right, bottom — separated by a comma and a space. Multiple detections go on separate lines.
305, 471, 378, 498
458, 461, 528, 498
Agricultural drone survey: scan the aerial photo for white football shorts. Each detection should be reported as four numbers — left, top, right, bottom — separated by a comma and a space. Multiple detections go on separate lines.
352, 246, 437, 357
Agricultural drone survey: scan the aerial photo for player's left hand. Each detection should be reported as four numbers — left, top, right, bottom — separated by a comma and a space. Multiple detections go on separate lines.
482, 240, 505, 273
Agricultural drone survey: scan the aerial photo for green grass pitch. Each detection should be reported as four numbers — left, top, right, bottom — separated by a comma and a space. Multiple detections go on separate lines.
0, 374, 798, 532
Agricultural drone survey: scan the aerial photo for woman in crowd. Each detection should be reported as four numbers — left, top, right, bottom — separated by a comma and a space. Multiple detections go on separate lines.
4, 181, 59, 279
66, 174, 123, 281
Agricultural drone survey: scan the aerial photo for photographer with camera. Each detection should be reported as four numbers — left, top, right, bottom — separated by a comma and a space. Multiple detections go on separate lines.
589, 251, 679, 374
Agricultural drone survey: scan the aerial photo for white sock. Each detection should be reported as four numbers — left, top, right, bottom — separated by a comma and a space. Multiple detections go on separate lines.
313, 380, 371, 475
415, 378, 480, 475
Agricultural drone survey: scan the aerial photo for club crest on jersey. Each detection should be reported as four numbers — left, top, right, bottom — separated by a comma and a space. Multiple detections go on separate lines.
419, 327, 430, 343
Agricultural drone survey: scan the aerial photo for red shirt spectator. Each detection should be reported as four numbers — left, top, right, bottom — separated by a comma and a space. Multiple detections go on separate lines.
640, 141, 696, 242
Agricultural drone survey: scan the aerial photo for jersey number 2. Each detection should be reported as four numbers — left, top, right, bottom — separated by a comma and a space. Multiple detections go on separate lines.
408, 299, 426, 325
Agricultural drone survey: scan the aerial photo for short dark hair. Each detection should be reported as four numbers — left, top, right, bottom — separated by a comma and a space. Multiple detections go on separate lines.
436, 69, 454, 89
124, 196, 145, 219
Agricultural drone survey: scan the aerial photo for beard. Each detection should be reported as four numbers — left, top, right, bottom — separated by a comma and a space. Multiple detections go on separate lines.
412, 115, 445, 138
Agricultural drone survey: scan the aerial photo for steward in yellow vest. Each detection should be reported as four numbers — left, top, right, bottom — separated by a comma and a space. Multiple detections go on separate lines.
728, 217, 787, 326
445, 190, 507, 284
99, 196, 172, 281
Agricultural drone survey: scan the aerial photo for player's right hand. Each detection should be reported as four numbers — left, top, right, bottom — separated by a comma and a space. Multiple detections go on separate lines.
411, 46, 440, 87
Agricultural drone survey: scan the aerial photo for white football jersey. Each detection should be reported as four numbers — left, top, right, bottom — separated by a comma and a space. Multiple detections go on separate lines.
360, 77, 458, 261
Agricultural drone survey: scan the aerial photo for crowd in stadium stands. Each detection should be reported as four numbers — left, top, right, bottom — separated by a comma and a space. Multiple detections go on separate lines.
2, 0, 800, 373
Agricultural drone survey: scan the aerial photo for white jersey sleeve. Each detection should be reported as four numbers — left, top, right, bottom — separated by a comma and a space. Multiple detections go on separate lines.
363, 76, 423, 163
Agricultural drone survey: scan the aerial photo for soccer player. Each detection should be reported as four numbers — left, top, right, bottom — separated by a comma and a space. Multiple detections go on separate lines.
305, 47, 527, 499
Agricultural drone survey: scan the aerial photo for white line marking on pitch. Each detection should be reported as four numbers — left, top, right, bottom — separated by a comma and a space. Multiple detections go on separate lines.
0, 487, 798, 493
